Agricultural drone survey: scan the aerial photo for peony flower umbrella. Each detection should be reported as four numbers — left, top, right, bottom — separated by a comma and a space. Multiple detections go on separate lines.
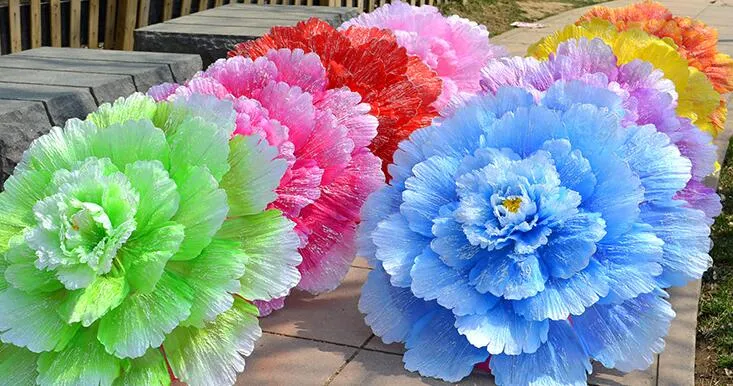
529, 19, 723, 137
0, 93, 301, 385
228, 18, 443, 175
579, 1, 733, 134
358, 82, 717, 384
150, 48, 384, 314
340, 0, 506, 112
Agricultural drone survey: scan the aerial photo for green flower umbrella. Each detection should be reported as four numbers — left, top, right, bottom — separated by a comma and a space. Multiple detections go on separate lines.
0, 93, 302, 385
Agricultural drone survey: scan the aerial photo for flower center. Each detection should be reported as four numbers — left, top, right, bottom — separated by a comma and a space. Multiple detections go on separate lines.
502, 196, 523, 213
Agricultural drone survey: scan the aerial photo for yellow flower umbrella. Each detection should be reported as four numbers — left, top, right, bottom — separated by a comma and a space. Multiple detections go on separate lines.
529, 19, 722, 137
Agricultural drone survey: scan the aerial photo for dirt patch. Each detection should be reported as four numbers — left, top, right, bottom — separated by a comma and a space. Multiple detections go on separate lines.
696, 340, 733, 385
518, 1, 573, 20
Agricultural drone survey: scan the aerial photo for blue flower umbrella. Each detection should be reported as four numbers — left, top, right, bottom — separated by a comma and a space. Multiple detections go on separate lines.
358, 82, 716, 384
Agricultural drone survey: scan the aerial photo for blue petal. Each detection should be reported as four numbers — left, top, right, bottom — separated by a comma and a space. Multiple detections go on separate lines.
639, 201, 712, 287
539, 212, 606, 279
455, 302, 549, 355
359, 265, 436, 344
403, 308, 489, 383
513, 259, 609, 321
469, 253, 548, 300
373, 213, 430, 288
617, 125, 691, 203
573, 292, 674, 372
559, 104, 626, 169
581, 152, 643, 240
490, 321, 591, 386
483, 105, 563, 158
478, 86, 536, 118
595, 223, 664, 304
410, 248, 498, 316
543, 80, 624, 117
401, 156, 460, 237
431, 210, 483, 269
357, 186, 401, 263
421, 107, 489, 162
389, 126, 433, 190
540, 139, 596, 199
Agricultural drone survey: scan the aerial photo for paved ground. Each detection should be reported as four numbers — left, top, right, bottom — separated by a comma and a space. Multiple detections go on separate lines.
135, 4, 360, 67
240, 1, 733, 385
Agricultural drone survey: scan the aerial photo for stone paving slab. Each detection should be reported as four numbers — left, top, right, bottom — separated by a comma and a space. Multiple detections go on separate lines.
0, 56, 174, 93
240, 1, 733, 385
14, 47, 202, 83
134, 4, 360, 67
0, 67, 137, 105
0, 47, 202, 186
0, 100, 49, 183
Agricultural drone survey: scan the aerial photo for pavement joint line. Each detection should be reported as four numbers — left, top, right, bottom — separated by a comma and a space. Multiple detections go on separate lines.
323, 334, 374, 386
261, 331, 365, 350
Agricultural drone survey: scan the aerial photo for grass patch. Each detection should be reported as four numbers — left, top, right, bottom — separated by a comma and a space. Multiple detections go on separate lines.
439, 0, 607, 36
697, 138, 733, 384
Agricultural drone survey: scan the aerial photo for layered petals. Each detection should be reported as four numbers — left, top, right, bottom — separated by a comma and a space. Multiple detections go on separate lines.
358, 84, 716, 384
0, 94, 301, 385
228, 18, 442, 173
340, 0, 505, 111
149, 48, 383, 314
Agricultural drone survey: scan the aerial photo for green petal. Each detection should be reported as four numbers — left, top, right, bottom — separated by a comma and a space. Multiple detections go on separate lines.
57, 275, 129, 327
167, 239, 247, 328
37, 326, 121, 386
221, 135, 286, 217
90, 119, 170, 172
15, 119, 97, 175
164, 298, 261, 386
167, 116, 230, 182
97, 271, 194, 358
86, 93, 158, 129
0, 288, 79, 352
54, 264, 97, 291
120, 222, 185, 293
124, 160, 180, 234
113, 348, 171, 386
4, 241, 62, 293
153, 94, 236, 148
0, 256, 7, 292
170, 166, 227, 261
0, 343, 40, 386
217, 210, 301, 302
0, 169, 53, 254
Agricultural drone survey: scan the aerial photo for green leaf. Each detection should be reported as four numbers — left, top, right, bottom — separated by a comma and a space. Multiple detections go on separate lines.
57, 275, 129, 327
221, 135, 287, 217
169, 166, 228, 261
97, 271, 194, 358
4, 241, 62, 293
167, 239, 247, 328
0, 343, 40, 386
217, 210, 301, 302
119, 222, 185, 293
167, 116, 231, 182
113, 348, 171, 386
14, 119, 97, 175
0, 288, 80, 352
164, 298, 261, 386
37, 326, 121, 386
124, 160, 180, 234
90, 119, 170, 172
86, 93, 158, 129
